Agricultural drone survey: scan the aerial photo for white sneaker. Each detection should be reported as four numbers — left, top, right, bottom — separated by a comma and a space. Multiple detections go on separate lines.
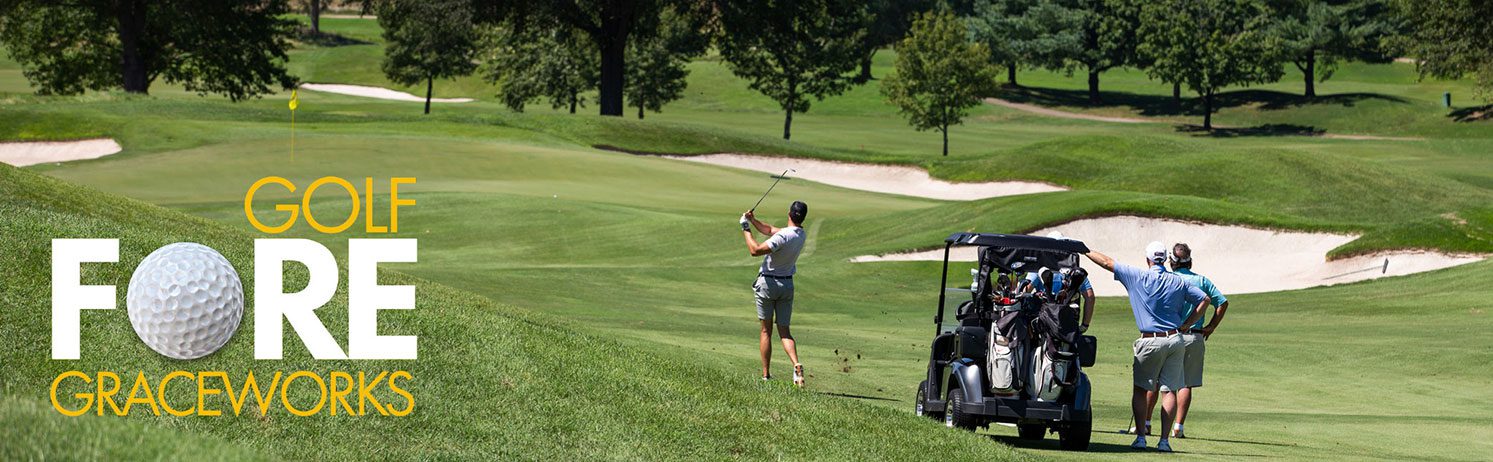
1157, 439, 1173, 453
792, 363, 805, 387
1131, 435, 1147, 449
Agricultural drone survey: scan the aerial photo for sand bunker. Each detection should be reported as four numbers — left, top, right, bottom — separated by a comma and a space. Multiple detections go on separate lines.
299, 84, 474, 103
665, 154, 1065, 201
852, 216, 1483, 295
0, 138, 121, 166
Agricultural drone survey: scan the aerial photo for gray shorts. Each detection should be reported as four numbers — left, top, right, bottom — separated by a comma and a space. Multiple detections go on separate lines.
754, 276, 794, 326
1162, 333, 1206, 391
1133, 334, 1185, 392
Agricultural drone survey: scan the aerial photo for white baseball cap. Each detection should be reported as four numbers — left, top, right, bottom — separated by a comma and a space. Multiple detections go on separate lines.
1145, 241, 1168, 264
1047, 231, 1065, 239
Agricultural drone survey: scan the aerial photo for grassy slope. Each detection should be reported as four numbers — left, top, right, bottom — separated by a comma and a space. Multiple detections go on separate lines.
0, 163, 1032, 461
5, 16, 1493, 461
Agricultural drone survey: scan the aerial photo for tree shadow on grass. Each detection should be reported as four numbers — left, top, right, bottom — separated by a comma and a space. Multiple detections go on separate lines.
989, 433, 1296, 457
985, 434, 1136, 454
1448, 105, 1493, 123
295, 28, 372, 47
995, 86, 1410, 118
816, 391, 899, 402
1174, 123, 1325, 138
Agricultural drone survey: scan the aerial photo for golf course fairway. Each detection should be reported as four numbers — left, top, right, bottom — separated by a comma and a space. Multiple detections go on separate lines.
4, 11, 1493, 462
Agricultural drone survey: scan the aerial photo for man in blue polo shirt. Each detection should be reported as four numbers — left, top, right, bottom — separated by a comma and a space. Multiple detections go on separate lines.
1163, 243, 1230, 438
1084, 241, 1210, 452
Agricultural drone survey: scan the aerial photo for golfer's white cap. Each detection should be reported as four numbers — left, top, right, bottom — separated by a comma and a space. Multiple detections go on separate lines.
1146, 241, 1168, 264
1047, 231, 1065, 240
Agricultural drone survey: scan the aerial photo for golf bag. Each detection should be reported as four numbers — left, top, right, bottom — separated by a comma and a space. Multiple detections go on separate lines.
987, 296, 1031, 397
1028, 302, 1080, 401
1027, 268, 1088, 401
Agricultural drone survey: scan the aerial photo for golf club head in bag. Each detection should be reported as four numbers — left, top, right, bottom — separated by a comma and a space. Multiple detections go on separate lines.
1057, 267, 1089, 305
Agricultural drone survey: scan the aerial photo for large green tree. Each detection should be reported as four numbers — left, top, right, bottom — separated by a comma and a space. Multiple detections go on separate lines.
304, 0, 329, 33
1138, 0, 1284, 129
855, 0, 937, 82
883, 11, 998, 156
1067, 0, 1141, 103
0, 0, 296, 100
623, 5, 705, 119
472, 0, 683, 117
715, 0, 868, 140
1393, 0, 1493, 102
378, 0, 479, 114
1274, 0, 1401, 97
968, 0, 1082, 86
483, 24, 599, 114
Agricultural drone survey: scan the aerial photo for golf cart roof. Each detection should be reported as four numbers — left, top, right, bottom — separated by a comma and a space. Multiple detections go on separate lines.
944, 232, 1091, 254
944, 232, 1090, 273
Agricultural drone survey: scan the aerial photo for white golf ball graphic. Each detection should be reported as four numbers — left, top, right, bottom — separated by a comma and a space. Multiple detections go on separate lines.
126, 242, 244, 360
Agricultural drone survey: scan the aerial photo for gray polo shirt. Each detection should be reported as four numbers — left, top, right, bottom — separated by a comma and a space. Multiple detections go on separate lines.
760, 226, 805, 277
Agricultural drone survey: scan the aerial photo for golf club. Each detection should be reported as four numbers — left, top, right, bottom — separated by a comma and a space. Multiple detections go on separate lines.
1324, 258, 1390, 279
749, 169, 795, 213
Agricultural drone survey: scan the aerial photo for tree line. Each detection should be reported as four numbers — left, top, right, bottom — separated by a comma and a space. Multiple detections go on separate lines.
0, 0, 1488, 149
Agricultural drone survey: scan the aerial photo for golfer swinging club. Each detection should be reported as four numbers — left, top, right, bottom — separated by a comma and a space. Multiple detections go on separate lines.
1084, 242, 1209, 452
741, 201, 809, 386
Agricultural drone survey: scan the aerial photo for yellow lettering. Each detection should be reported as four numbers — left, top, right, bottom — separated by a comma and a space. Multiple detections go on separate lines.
364, 178, 388, 233
357, 371, 389, 416
303, 176, 359, 233
244, 176, 298, 233
389, 177, 416, 233
330, 371, 356, 416
159, 371, 195, 417
190, 371, 222, 417
388, 370, 414, 417
96, 371, 123, 416
122, 372, 161, 416
227, 371, 281, 417
50, 371, 92, 417
280, 371, 327, 416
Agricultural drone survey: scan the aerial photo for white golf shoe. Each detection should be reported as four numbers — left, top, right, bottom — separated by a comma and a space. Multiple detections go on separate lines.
1131, 435, 1147, 450
1157, 439, 1173, 452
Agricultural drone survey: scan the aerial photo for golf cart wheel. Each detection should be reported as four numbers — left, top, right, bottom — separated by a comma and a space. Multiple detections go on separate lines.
1058, 420, 1092, 451
1017, 423, 1046, 440
915, 380, 943, 421
945, 388, 978, 430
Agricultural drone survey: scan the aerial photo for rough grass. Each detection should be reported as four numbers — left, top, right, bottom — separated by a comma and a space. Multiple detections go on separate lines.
0, 162, 1033, 461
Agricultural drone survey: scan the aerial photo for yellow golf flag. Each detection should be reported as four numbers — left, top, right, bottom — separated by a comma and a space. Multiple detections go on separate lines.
289, 89, 298, 161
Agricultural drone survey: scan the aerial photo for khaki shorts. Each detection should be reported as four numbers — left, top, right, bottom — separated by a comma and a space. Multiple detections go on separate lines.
1162, 333, 1206, 391
1133, 334, 1185, 392
754, 276, 794, 325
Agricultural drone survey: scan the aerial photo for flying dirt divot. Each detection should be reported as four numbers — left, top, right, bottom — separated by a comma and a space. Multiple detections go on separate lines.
665, 154, 1066, 200
0, 138, 122, 166
299, 83, 475, 103
852, 216, 1483, 295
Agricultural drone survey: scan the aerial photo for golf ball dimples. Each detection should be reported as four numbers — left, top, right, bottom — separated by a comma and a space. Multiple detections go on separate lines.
126, 242, 243, 360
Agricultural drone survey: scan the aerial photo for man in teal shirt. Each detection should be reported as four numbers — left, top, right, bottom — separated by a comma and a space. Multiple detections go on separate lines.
1153, 243, 1230, 438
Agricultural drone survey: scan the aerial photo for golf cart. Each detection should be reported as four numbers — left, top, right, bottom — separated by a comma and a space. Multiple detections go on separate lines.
913, 232, 1097, 451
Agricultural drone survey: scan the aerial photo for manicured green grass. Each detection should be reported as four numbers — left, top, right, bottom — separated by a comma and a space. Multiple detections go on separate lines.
0, 162, 1034, 461
4, 14, 1492, 461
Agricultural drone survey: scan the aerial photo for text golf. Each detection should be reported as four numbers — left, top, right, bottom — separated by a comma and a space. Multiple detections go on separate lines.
47, 176, 420, 417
